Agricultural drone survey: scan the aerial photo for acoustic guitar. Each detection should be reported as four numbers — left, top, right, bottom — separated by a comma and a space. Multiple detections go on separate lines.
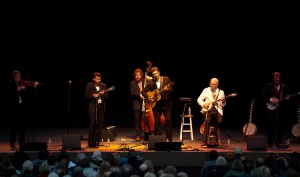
146, 82, 174, 109
243, 98, 257, 138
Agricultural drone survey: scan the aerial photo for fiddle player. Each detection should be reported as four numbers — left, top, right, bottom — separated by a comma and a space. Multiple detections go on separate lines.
141, 66, 174, 142
197, 77, 226, 147
5, 70, 40, 150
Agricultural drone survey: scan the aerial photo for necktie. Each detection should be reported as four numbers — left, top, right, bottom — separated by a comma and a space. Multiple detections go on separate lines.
212, 92, 215, 100
139, 83, 142, 92
275, 86, 279, 95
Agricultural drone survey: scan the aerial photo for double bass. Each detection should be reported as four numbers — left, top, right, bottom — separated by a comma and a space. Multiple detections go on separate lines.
141, 61, 155, 133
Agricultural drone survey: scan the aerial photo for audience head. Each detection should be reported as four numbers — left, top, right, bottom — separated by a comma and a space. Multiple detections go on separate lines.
215, 156, 227, 167
208, 150, 219, 161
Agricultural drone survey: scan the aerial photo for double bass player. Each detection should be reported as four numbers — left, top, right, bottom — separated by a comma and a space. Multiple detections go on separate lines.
130, 61, 155, 142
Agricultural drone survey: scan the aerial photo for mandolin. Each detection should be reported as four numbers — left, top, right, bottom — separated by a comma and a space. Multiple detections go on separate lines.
96, 86, 115, 94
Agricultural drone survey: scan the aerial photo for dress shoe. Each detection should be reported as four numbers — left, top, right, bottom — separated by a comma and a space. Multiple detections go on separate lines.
88, 144, 98, 148
201, 143, 208, 147
276, 143, 289, 148
135, 136, 141, 141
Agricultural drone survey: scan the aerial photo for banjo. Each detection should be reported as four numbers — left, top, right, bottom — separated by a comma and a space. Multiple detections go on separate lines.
243, 98, 257, 137
201, 93, 237, 113
266, 92, 300, 110
292, 103, 300, 137
200, 92, 237, 134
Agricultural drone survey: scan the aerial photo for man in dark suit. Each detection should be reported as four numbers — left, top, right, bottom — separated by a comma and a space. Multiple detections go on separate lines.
84, 72, 108, 148
130, 68, 145, 141
141, 67, 174, 141
6, 70, 40, 150
263, 72, 290, 148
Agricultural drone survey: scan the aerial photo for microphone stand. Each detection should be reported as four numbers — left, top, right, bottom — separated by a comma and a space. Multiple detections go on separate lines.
67, 80, 71, 135
181, 103, 187, 147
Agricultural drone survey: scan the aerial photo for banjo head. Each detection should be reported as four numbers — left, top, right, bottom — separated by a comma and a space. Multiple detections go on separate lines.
243, 123, 257, 136
201, 101, 213, 113
292, 123, 300, 137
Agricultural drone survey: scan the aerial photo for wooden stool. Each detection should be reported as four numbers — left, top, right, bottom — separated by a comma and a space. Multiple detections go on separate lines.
208, 126, 221, 145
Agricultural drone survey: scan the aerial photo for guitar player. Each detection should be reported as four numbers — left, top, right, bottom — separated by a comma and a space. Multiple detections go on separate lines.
197, 77, 226, 147
263, 71, 290, 148
141, 66, 174, 142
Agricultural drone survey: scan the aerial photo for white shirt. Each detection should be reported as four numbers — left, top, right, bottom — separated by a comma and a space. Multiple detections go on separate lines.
197, 87, 226, 116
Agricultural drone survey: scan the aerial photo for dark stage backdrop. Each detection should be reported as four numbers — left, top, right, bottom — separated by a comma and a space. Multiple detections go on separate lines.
1, 55, 299, 134
1, 11, 299, 133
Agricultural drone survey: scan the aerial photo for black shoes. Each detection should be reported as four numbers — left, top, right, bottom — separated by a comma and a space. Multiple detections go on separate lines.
88, 144, 99, 148
268, 143, 289, 149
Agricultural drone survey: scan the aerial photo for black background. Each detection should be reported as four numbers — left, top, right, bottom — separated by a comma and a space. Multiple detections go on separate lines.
1, 7, 299, 132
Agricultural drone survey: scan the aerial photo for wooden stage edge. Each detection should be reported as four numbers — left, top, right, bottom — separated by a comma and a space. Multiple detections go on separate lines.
1, 127, 300, 167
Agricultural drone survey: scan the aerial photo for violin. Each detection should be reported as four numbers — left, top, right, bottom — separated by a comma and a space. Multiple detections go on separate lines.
19, 80, 41, 87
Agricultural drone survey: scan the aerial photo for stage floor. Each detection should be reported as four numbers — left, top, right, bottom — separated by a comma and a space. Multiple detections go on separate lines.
1, 127, 300, 167
1, 127, 299, 151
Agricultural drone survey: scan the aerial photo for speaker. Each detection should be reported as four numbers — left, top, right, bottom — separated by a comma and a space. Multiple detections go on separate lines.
247, 135, 266, 150
62, 135, 81, 150
148, 135, 165, 150
19, 141, 47, 151
155, 142, 182, 151
101, 127, 117, 142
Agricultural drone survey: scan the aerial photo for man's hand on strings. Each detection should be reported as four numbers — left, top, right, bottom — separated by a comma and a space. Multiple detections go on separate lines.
140, 94, 145, 100
203, 102, 210, 109
147, 96, 156, 102
93, 93, 100, 98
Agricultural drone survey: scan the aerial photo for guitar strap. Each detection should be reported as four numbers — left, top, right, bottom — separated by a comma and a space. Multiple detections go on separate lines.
215, 89, 220, 107
160, 76, 164, 93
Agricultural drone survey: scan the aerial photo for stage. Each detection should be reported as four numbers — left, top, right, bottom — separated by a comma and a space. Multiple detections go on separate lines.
1, 127, 299, 176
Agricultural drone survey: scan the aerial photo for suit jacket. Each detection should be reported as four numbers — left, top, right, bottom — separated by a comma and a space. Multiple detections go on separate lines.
263, 82, 289, 110
84, 82, 108, 110
130, 79, 145, 111
6, 81, 23, 109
